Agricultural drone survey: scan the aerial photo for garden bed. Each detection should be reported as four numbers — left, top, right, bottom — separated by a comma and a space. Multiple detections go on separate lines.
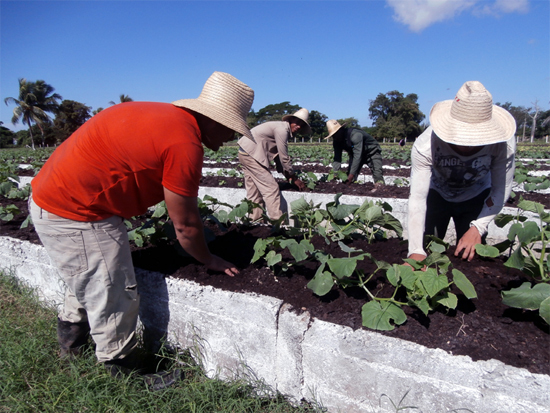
2, 194, 549, 376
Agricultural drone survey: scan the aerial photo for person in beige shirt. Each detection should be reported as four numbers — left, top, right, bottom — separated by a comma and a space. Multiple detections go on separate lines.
238, 108, 310, 221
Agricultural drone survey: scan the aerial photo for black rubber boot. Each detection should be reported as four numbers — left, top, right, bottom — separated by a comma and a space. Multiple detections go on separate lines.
143, 369, 184, 391
104, 350, 184, 391
57, 318, 91, 359
103, 350, 143, 377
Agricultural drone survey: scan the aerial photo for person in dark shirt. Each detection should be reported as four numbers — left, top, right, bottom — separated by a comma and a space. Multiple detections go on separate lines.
325, 119, 384, 190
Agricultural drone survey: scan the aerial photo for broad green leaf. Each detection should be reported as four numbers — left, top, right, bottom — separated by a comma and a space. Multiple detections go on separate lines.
382, 214, 403, 237
475, 244, 499, 258
516, 221, 540, 244
0, 212, 14, 221
215, 210, 229, 224
307, 268, 334, 296
141, 227, 156, 236
329, 203, 358, 220
230, 201, 249, 219
251, 239, 269, 263
420, 268, 449, 298
539, 296, 550, 325
410, 296, 430, 316
361, 301, 407, 331
502, 282, 550, 310
290, 197, 310, 214
400, 266, 418, 290
152, 204, 166, 218
518, 199, 545, 215
338, 241, 360, 254
507, 222, 523, 242
281, 239, 309, 262
363, 205, 383, 222
313, 210, 325, 223
386, 264, 414, 288
504, 247, 525, 270
327, 257, 360, 279
429, 242, 446, 254
494, 213, 515, 228
423, 252, 450, 268
300, 239, 315, 253
20, 215, 31, 229
452, 269, 477, 299
434, 292, 458, 309
402, 258, 423, 270
266, 250, 282, 267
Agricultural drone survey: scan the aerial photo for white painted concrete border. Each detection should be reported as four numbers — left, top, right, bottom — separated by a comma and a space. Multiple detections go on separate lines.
3, 182, 549, 412
1, 236, 549, 412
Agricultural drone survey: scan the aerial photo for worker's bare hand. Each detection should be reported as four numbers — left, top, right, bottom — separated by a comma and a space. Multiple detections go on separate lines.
455, 227, 481, 262
345, 174, 354, 185
205, 255, 239, 276
293, 178, 307, 191
404, 253, 427, 270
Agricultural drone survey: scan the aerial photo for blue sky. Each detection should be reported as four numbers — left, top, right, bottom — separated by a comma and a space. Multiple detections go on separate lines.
1, 0, 548, 132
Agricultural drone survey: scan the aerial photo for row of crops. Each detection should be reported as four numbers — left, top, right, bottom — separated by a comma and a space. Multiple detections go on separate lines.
1, 144, 549, 329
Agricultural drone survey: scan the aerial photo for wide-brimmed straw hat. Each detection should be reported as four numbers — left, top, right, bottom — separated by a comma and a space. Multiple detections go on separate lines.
172, 71, 255, 141
324, 119, 346, 140
282, 108, 311, 135
430, 81, 516, 146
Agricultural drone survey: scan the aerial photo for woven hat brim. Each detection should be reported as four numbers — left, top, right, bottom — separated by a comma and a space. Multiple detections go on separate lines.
172, 99, 254, 141
430, 100, 516, 146
323, 123, 345, 140
282, 114, 312, 135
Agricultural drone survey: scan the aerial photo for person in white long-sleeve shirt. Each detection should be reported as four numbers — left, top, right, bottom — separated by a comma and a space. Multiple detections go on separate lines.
407, 81, 516, 262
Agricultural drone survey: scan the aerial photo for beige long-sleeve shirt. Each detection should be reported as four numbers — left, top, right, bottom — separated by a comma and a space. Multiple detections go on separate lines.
407, 127, 516, 256
238, 121, 294, 176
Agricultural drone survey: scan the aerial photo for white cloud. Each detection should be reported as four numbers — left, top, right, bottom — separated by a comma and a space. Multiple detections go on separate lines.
386, 0, 530, 33
474, 0, 529, 17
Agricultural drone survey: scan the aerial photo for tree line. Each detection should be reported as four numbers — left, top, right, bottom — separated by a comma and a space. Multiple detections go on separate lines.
2, 78, 549, 149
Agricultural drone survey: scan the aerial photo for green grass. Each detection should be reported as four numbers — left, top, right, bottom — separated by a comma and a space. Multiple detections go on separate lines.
0, 271, 324, 412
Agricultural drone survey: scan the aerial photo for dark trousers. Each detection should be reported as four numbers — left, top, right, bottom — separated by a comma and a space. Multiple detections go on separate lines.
424, 188, 490, 243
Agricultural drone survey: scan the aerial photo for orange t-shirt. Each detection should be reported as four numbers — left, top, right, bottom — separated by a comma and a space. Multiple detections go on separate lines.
32, 102, 204, 221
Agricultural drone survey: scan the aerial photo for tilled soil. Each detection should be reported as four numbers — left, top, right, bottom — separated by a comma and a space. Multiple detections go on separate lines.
1, 194, 549, 376
200, 175, 550, 209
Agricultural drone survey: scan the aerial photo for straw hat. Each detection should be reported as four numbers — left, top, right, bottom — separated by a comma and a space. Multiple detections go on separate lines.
282, 108, 311, 135
172, 71, 255, 141
324, 119, 345, 140
430, 81, 516, 146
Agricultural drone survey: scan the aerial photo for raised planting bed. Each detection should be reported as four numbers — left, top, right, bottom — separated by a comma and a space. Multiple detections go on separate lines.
2, 147, 549, 411
1, 190, 549, 412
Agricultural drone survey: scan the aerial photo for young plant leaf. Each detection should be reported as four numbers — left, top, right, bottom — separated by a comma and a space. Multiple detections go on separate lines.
452, 269, 477, 299
361, 301, 407, 331
266, 250, 282, 267
474, 244, 500, 258
419, 268, 449, 298
434, 291, 458, 309
307, 265, 334, 296
502, 282, 550, 311
539, 296, 550, 325
327, 256, 362, 279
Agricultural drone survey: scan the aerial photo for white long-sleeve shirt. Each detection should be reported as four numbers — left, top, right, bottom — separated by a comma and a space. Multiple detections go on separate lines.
407, 127, 516, 256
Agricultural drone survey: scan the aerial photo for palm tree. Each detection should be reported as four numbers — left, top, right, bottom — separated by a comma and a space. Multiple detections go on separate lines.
4, 78, 61, 149
109, 94, 133, 105
32, 80, 62, 146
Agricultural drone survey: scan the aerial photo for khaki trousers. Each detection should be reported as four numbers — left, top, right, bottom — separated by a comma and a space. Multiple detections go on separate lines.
238, 152, 285, 221
30, 198, 139, 362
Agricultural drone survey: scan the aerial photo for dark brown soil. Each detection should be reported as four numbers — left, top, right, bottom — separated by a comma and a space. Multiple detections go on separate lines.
1, 194, 549, 376
200, 175, 550, 209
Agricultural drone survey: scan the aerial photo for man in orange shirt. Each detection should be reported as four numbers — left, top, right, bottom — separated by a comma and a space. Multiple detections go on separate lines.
30, 72, 254, 387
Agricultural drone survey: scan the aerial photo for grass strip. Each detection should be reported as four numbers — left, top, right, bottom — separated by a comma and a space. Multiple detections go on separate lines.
0, 271, 323, 412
